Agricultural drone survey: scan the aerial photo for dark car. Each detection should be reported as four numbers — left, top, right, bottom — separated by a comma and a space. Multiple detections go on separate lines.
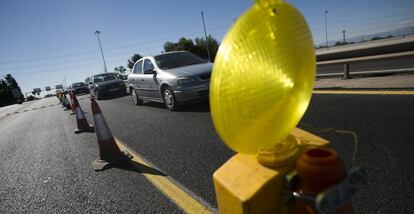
71, 82, 89, 95
88, 73, 127, 100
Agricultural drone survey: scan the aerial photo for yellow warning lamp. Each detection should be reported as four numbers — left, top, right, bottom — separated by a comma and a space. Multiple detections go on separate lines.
210, 0, 315, 154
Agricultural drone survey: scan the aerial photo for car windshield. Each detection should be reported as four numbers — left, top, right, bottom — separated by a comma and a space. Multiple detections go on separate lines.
93, 73, 117, 83
72, 82, 86, 87
154, 52, 205, 70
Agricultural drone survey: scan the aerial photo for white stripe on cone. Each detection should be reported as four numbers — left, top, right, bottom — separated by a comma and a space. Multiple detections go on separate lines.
64, 97, 70, 106
93, 113, 113, 142
70, 97, 74, 108
75, 107, 84, 119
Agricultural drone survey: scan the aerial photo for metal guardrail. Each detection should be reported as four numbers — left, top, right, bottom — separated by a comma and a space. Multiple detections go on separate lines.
316, 47, 414, 78
316, 67, 414, 78
316, 51, 414, 65
315, 35, 414, 72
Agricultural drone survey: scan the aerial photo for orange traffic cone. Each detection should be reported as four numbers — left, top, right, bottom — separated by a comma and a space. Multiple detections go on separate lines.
63, 94, 72, 111
68, 91, 75, 115
58, 93, 65, 108
90, 96, 132, 171
73, 94, 94, 134
69, 91, 75, 113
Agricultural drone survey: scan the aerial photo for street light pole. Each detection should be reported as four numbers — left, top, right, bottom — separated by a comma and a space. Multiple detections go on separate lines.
323, 10, 329, 49
95, 30, 108, 73
342, 30, 346, 43
201, 11, 211, 62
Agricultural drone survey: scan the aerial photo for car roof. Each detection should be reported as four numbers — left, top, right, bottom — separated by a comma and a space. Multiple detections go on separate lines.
153, 51, 188, 58
92, 72, 116, 77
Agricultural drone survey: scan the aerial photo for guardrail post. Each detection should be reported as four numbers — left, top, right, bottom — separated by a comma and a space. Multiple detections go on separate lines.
343, 63, 350, 79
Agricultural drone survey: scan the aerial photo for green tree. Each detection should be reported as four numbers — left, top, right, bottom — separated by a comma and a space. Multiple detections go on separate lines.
177, 37, 195, 51
4, 74, 23, 99
0, 79, 15, 107
26, 95, 35, 101
370, 36, 385, 41
163, 35, 220, 62
193, 35, 220, 62
114, 66, 127, 74
0, 74, 23, 106
164, 41, 179, 52
164, 38, 195, 52
333, 41, 355, 46
127, 53, 143, 69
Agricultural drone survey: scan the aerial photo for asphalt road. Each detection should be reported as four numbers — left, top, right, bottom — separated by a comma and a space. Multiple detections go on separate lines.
302, 93, 414, 213
0, 97, 183, 213
1, 92, 413, 213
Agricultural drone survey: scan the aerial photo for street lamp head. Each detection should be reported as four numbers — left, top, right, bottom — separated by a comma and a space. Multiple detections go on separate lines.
95, 30, 100, 35
323, 10, 328, 14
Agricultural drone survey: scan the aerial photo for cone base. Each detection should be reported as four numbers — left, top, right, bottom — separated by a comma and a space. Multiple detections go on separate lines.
74, 125, 95, 134
91, 150, 133, 171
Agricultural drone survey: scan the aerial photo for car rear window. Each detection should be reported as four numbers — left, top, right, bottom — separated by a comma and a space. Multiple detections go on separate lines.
72, 82, 86, 87
93, 73, 116, 83
155, 52, 204, 70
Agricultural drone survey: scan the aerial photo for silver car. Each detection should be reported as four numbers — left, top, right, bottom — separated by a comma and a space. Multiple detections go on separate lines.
127, 51, 212, 111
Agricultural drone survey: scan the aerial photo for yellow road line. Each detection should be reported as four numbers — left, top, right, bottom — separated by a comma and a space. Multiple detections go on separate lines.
114, 137, 213, 214
313, 90, 414, 95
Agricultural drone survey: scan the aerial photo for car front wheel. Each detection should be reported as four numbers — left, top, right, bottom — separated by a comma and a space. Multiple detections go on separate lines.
131, 89, 143, 105
163, 86, 178, 111
95, 90, 102, 100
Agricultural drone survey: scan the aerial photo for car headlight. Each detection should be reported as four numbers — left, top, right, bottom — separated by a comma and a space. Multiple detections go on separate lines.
175, 77, 196, 85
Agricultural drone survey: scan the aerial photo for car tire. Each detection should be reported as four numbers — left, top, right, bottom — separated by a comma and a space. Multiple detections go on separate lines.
163, 86, 178, 111
131, 89, 143, 105
120, 89, 127, 96
96, 90, 102, 100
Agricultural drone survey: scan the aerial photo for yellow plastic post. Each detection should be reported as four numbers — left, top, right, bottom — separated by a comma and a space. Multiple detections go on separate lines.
210, 0, 318, 212
210, 0, 315, 154
213, 128, 329, 214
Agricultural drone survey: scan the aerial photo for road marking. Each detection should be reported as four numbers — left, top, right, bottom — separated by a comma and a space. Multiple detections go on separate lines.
114, 137, 213, 214
313, 90, 414, 95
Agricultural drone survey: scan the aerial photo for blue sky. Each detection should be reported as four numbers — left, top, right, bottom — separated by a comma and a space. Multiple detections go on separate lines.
0, 0, 413, 95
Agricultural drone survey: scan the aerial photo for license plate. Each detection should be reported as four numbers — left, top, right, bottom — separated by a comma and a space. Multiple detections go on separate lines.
108, 88, 119, 92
